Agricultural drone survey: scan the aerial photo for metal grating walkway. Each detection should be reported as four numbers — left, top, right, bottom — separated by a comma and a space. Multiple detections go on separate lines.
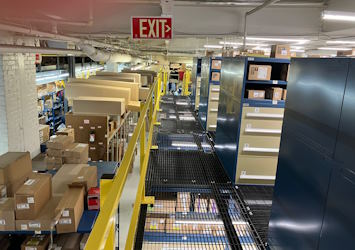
135, 95, 267, 250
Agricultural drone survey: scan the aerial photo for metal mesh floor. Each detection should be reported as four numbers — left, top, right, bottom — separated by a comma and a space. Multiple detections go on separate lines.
236, 185, 274, 245
145, 150, 231, 192
135, 186, 266, 250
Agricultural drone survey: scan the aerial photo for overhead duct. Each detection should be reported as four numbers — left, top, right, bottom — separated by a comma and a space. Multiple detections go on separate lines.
78, 43, 132, 63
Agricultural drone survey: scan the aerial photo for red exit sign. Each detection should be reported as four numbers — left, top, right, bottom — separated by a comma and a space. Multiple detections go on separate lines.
131, 16, 173, 39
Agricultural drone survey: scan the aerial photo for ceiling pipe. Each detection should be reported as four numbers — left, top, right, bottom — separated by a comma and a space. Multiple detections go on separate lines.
0, 23, 130, 51
78, 43, 132, 62
0, 44, 84, 55
243, 0, 280, 50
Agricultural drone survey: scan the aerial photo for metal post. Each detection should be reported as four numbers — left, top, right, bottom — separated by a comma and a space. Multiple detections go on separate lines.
68, 56, 75, 78
140, 103, 145, 174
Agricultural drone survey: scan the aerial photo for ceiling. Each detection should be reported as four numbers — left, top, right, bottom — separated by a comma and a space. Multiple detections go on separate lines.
1, 0, 355, 57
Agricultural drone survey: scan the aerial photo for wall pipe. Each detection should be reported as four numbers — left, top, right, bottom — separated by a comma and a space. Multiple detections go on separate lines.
243, 0, 280, 50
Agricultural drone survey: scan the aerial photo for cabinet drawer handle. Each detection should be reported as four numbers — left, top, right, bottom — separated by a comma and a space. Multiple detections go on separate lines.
240, 174, 276, 180
246, 113, 284, 119
243, 146, 279, 153
245, 128, 281, 134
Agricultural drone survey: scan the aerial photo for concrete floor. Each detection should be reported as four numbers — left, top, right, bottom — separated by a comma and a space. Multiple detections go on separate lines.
118, 147, 141, 249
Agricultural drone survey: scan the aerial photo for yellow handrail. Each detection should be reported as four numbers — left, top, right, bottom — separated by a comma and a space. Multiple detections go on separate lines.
85, 70, 163, 250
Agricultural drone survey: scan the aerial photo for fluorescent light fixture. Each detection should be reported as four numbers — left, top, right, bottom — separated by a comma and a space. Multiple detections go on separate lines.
318, 47, 352, 51
220, 41, 268, 46
323, 11, 355, 22
290, 49, 305, 53
204, 45, 223, 49
246, 37, 309, 44
291, 46, 304, 49
326, 40, 355, 45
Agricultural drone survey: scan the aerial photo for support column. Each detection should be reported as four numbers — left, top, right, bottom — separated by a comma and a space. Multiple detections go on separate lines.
0, 53, 40, 157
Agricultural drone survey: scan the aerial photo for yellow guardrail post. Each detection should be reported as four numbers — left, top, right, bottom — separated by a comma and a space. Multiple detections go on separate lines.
99, 178, 115, 250
140, 102, 145, 175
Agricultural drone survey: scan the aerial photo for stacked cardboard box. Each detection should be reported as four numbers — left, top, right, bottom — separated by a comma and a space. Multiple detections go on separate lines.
21, 235, 49, 250
0, 198, 15, 231
0, 152, 32, 197
14, 173, 52, 220
46, 135, 74, 170
56, 127, 75, 141
56, 186, 85, 233
39, 124, 50, 144
63, 143, 89, 164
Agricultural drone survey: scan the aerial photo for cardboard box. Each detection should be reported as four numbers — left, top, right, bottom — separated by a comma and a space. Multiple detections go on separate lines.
70, 166, 97, 192
39, 125, 50, 144
0, 185, 7, 198
165, 217, 200, 234
213, 224, 226, 236
247, 90, 265, 100
45, 156, 63, 170
63, 143, 89, 164
144, 215, 166, 233
176, 192, 191, 213
55, 187, 85, 234
0, 152, 32, 196
15, 173, 52, 220
54, 233, 82, 250
56, 128, 75, 142
73, 97, 126, 116
199, 224, 214, 235
47, 149, 63, 158
211, 60, 222, 70
248, 65, 272, 81
16, 196, 62, 231
194, 198, 208, 213
211, 72, 220, 82
0, 198, 15, 231
148, 200, 176, 214
209, 199, 219, 214
52, 164, 88, 195
80, 233, 90, 250
21, 235, 49, 250
266, 87, 283, 101
47, 135, 74, 150
282, 89, 287, 100
271, 45, 291, 59
139, 87, 150, 101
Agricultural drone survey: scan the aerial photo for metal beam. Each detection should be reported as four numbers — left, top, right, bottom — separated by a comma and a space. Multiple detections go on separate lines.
243, 0, 280, 49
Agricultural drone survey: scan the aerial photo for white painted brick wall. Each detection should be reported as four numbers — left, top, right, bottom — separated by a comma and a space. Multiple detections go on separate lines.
0, 55, 8, 155
0, 53, 40, 158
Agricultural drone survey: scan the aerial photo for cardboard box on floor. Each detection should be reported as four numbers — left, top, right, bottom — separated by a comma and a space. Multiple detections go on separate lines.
55, 186, 85, 234
47, 135, 74, 150
16, 196, 62, 231
248, 65, 272, 81
52, 164, 89, 195
39, 124, 50, 144
0, 198, 15, 231
144, 214, 166, 233
46, 148, 63, 158
45, 156, 63, 170
0, 152, 32, 197
21, 235, 49, 250
56, 128, 75, 142
69, 166, 98, 192
73, 97, 126, 116
15, 173, 52, 220
63, 143, 89, 164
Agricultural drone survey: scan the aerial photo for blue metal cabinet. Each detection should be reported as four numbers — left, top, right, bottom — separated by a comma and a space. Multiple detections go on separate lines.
268, 58, 354, 250
214, 57, 245, 181
198, 57, 210, 129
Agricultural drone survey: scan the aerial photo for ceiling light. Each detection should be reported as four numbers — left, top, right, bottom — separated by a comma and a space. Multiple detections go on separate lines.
318, 47, 352, 51
290, 49, 305, 53
322, 11, 355, 22
246, 37, 309, 44
326, 40, 355, 45
220, 41, 268, 46
291, 46, 304, 50
204, 45, 223, 49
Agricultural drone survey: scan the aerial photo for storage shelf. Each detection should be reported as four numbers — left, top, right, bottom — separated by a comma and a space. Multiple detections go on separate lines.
243, 99, 285, 108
245, 80, 287, 86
